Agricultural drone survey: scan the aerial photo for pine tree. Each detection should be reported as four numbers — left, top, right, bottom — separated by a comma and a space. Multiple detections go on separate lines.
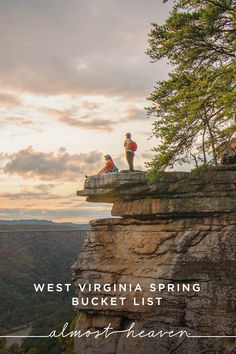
146, 0, 236, 174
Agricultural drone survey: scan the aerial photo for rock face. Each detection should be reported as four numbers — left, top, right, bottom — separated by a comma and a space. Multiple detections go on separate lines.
220, 138, 236, 165
72, 168, 236, 353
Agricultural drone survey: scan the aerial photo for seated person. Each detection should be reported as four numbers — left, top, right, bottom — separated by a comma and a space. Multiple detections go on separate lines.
98, 154, 118, 174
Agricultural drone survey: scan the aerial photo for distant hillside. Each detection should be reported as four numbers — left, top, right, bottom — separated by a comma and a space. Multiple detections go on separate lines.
0, 229, 86, 331
0, 219, 89, 230
0, 219, 56, 224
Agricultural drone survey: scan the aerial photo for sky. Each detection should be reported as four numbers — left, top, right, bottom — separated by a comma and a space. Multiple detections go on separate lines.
0, 0, 174, 223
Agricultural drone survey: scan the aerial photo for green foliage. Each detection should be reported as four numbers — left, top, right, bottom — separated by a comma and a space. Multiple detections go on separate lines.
0, 337, 10, 353
186, 163, 209, 182
0, 228, 85, 353
59, 314, 80, 354
146, 0, 236, 172
21, 307, 77, 354
147, 169, 166, 184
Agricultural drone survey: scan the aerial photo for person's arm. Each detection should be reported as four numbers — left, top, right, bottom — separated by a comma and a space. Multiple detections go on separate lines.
124, 139, 130, 150
98, 166, 106, 174
98, 163, 108, 174
98, 160, 113, 174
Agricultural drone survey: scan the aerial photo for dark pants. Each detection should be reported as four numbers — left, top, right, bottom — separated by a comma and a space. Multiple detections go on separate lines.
126, 151, 134, 171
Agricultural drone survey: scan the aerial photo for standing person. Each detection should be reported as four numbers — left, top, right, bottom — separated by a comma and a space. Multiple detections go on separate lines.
124, 133, 137, 171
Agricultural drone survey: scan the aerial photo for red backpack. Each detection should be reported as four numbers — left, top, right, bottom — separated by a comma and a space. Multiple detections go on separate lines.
131, 140, 137, 152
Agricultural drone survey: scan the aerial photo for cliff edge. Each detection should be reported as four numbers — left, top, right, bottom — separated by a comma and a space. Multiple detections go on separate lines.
72, 167, 236, 354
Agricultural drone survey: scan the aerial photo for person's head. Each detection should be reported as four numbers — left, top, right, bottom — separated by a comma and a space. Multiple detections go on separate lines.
104, 154, 112, 161
125, 132, 131, 139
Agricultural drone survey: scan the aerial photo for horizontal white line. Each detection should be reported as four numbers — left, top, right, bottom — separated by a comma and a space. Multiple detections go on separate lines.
1, 334, 236, 339
188, 335, 236, 338
0, 335, 49, 338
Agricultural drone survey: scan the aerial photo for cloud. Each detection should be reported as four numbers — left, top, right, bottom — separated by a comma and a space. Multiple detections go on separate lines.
138, 130, 152, 137
7, 117, 32, 125
140, 152, 154, 159
0, 152, 8, 166
0, 206, 111, 221
34, 183, 56, 192
121, 107, 147, 122
60, 116, 115, 132
0, 116, 33, 128
42, 104, 148, 131
0, 183, 64, 200
42, 107, 116, 132
2, 146, 104, 181
81, 101, 102, 110
0, 191, 61, 200
0, 0, 172, 97
0, 93, 21, 107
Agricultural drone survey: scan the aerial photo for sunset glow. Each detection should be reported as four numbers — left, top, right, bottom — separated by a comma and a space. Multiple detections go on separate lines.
0, 0, 173, 222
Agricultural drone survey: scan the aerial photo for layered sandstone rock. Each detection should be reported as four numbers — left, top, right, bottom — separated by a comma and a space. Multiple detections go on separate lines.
220, 138, 236, 165
72, 167, 236, 353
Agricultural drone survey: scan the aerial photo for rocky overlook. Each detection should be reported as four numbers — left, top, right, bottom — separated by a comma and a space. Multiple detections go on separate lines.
73, 167, 236, 354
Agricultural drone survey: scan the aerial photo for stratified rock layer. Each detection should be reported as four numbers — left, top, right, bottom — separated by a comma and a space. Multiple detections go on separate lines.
73, 168, 236, 353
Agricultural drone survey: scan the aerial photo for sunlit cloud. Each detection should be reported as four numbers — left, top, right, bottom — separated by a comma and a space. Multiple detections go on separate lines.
120, 107, 147, 122
41, 107, 117, 132
0, 191, 61, 200
0, 0, 173, 221
41, 101, 148, 131
0, 92, 21, 108
34, 183, 56, 192
2, 147, 103, 181
0, 0, 171, 97
0, 116, 33, 128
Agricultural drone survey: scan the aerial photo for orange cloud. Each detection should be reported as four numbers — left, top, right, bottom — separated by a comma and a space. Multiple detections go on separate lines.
41, 107, 117, 132
0, 93, 21, 108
